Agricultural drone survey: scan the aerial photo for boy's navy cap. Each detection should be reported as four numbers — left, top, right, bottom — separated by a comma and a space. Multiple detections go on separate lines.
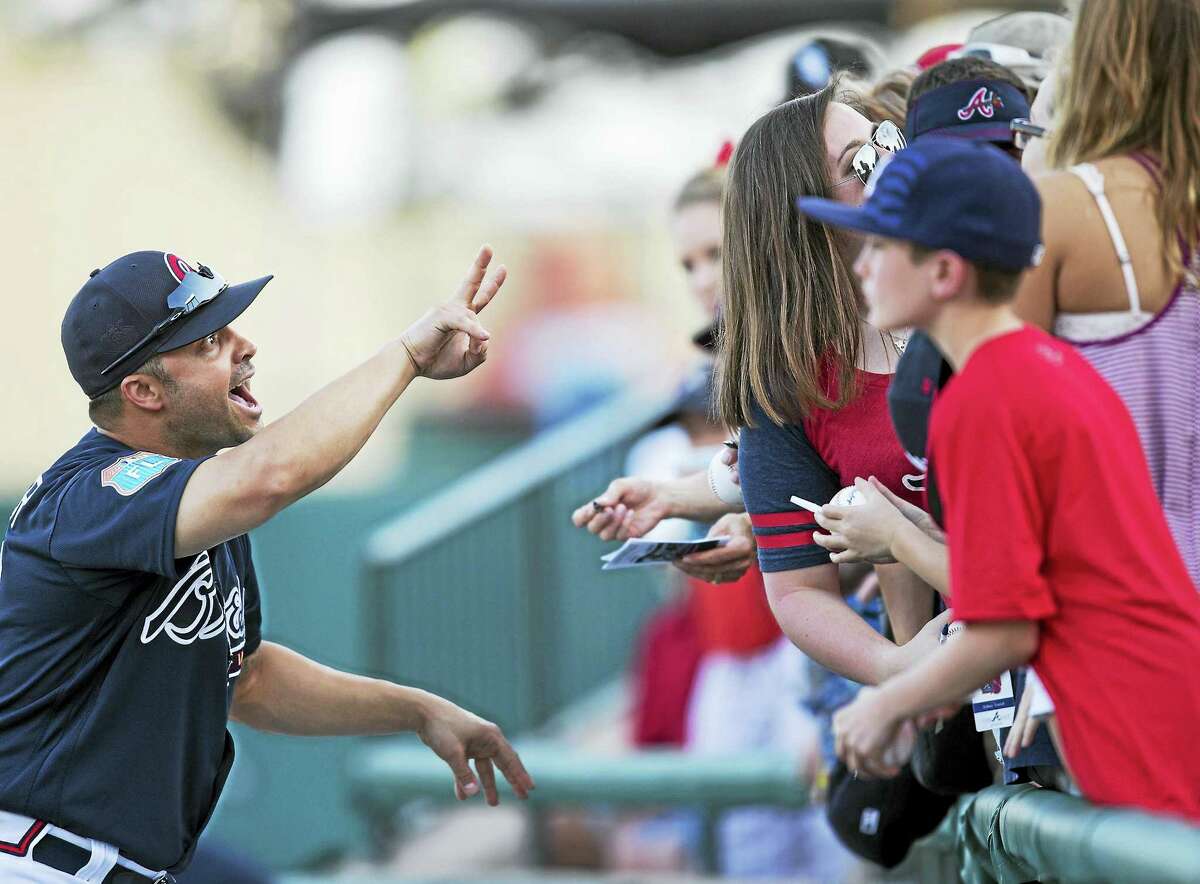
62, 251, 272, 398
796, 138, 1042, 271
905, 79, 1029, 144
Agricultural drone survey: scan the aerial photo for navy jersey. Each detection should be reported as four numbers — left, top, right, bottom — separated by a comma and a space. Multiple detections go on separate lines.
0, 429, 261, 872
886, 331, 951, 467
886, 330, 952, 524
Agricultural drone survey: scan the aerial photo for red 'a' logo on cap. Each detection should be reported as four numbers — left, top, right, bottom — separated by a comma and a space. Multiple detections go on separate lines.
957, 87, 1003, 121
164, 253, 195, 283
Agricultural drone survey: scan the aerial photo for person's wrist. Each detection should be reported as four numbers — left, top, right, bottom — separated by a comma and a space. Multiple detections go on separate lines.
398, 685, 436, 734
873, 685, 905, 727
882, 635, 922, 683
656, 479, 680, 520
736, 513, 755, 544
879, 643, 904, 683
396, 334, 425, 378
883, 509, 911, 554
891, 518, 921, 558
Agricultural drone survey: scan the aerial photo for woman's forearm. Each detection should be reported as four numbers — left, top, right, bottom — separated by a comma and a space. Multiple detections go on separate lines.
768, 583, 900, 685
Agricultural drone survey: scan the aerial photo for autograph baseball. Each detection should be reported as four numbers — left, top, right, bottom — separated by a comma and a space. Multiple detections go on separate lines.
830, 485, 865, 507
707, 449, 743, 506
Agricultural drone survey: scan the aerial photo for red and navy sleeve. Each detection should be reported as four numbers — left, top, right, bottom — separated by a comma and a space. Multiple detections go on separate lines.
740, 403, 841, 573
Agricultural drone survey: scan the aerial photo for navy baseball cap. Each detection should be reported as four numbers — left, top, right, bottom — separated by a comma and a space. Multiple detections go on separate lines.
797, 138, 1042, 271
905, 79, 1029, 145
62, 251, 272, 398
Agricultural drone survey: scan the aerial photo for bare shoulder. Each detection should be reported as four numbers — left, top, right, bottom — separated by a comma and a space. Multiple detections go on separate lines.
1009, 171, 1084, 329
1032, 168, 1083, 194
1033, 170, 1093, 226
1031, 169, 1104, 262
1092, 153, 1159, 188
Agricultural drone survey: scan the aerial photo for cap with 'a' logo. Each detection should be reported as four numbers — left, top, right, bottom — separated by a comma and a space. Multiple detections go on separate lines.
905, 78, 1029, 145
61, 251, 272, 398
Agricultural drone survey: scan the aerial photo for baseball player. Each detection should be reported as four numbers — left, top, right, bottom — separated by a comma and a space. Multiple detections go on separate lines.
0, 247, 534, 883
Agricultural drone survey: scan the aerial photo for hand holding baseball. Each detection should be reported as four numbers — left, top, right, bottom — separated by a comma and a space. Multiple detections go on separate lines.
813, 477, 904, 564
401, 246, 507, 380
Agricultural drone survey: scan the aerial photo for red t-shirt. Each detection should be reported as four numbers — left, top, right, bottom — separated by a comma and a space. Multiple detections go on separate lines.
930, 325, 1200, 821
687, 565, 781, 654
630, 599, 702, 747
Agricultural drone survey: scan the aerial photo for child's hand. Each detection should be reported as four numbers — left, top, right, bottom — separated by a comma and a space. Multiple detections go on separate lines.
870, 477, 944, 542
833, 686, 910, 779
813, 477, 906, 563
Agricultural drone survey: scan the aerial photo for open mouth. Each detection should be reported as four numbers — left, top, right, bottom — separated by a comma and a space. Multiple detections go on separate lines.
228, 377, 261, 415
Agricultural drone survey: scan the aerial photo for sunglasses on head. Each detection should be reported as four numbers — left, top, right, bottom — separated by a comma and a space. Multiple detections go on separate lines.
834, 120, 906, 189
1010, 118, 1049, 152
101, 264, 228, 376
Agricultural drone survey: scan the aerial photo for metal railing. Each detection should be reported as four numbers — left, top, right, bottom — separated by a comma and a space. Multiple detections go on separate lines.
360, 390, 677, 732
348, 735, 807, 873
356, 391, 1200, 884
957, 784, 1200, 884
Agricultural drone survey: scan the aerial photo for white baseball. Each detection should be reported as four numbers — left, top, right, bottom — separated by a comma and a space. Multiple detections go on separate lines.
707, 449, 743, 506
829, 485, 865, 507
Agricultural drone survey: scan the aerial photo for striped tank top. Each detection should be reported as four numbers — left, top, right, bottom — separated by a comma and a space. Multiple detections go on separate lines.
1053, 156, 1200, 586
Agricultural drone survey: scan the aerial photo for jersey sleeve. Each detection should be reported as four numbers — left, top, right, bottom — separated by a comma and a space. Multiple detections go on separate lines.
239, 536, 264, 657
48, 452, 209, 578
740, 404, 841, 573
931, 395, 1057, 622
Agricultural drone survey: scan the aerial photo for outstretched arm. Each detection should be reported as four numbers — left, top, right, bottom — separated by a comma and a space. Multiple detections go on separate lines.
570, 470, 739, 541
176, 247, 506, 557
231, 642, 534, 805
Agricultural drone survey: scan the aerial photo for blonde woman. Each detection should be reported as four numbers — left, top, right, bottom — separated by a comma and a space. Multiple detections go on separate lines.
1015, 0, 1200, 585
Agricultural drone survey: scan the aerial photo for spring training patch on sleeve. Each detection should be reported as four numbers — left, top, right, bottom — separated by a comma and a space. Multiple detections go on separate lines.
100, 452, 180, 496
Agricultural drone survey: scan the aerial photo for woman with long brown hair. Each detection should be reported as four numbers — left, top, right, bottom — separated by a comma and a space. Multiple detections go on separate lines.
714, 80, 942, 688
1015, 0, 1200, 585
572, 79, 945, 686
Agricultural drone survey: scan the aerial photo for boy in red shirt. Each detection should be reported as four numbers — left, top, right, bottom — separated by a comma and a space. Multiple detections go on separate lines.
798, 138, 1200, 821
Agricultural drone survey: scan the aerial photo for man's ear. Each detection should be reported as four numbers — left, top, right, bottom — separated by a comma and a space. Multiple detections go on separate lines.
120, 373, 168, 413
928, 251, 970, 303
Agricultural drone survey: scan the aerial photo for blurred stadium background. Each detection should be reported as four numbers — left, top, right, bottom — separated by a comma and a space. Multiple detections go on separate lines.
0, 2, 1095, 882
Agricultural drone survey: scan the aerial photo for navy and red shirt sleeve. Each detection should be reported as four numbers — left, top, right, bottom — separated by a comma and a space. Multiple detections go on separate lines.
740, 403, 841, 573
